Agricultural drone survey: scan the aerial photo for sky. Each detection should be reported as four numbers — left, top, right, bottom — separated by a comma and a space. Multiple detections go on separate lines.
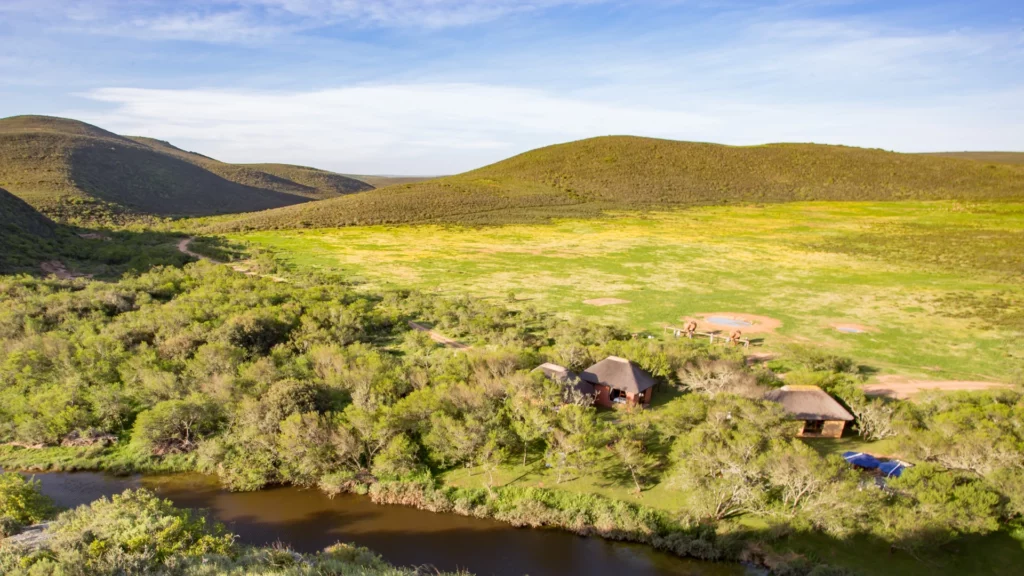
1, 1, 1022, 175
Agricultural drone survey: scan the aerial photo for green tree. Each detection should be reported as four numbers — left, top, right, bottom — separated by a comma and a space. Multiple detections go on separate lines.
372, 434, 422, 479
0, 473, 55, 532
131, 395, 223, 454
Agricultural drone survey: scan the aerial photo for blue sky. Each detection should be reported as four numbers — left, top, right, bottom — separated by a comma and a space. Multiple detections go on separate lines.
1, 1, 1022, 174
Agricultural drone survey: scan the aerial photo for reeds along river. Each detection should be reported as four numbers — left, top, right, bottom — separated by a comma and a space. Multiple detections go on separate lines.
27, 471, 755, 576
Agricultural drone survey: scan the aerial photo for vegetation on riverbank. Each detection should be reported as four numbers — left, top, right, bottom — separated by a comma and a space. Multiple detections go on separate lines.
2, 261, 1024, 574
0, 482, 465, 576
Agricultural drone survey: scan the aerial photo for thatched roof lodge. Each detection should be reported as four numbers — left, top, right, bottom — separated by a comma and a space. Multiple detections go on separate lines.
764, 385, 854, 438
533, 362, 594, 397
579, 356, 656, 408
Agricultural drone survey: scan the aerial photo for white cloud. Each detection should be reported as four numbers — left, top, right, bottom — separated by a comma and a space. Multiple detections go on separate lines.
240, 0, 605, 28
67, 81, 1024, 175
9, 0, 610, 41
73, 84, 712, 173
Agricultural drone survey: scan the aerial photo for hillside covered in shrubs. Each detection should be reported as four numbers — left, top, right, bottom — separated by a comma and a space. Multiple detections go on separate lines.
0, 115, 372, 224
210, 136, 1024, 230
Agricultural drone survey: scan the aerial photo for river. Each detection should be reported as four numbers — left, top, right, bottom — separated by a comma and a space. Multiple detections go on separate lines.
28, 471, 753, 576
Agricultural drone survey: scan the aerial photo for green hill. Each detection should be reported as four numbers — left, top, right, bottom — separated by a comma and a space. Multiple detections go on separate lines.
0, 115, 372, 223
0, 186, 59, 272
341, 174, 437, 188
210, 136, 1024, 231
922, 152, 1024, 165
129, 139, 373, 200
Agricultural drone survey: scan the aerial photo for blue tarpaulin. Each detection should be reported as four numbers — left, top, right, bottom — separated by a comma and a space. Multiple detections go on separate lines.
879, 461, 905, 478
842, 451, 881, 469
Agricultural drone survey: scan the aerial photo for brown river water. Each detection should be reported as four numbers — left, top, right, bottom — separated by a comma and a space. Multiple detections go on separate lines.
28, 471, 754, 576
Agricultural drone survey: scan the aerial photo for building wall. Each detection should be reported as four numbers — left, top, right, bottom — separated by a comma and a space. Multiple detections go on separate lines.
626, 388, 653, 407
797, 420, 846, 439
593, 384, 613, 408
592, 385, 653, 409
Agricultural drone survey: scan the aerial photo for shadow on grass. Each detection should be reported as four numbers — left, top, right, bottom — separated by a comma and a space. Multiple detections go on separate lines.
5, 223, 247, 280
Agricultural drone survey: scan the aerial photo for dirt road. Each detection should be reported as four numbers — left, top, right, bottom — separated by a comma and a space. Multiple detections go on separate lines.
177, 238, 288, 283
408, 321, 471, 350
863, 375, 1013, 399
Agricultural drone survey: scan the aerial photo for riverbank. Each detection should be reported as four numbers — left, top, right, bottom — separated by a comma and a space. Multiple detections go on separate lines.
1, 446, 804, 574
19, 470, 751, 576
8, 447, 1024, 576
4, 443, 970, 576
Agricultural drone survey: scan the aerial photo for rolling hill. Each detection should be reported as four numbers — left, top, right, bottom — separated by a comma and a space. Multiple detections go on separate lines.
209, 136, 1024, 231
0, 186, 59, 272
922, 152, 1024, 165
339, 174, 437, 188
0, 115, 373, 223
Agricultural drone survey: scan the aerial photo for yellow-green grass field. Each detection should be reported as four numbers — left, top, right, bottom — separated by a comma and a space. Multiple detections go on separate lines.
234, 201, 1024, 383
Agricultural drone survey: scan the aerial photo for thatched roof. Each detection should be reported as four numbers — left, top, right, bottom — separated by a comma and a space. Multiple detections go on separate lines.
534, 362, 593, 396
764, 385, 854, 421
580, 356, 656, 394
535, 362, 574, 381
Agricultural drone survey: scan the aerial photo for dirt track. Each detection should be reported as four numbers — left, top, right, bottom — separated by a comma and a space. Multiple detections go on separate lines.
408, 321, 471, 350
177, 238, 288, 283
863, 375, 1013, 399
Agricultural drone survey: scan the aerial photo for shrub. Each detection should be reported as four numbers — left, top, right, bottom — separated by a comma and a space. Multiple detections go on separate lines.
0, 473, 55, 527
46, 489, 235, 571
131, 396, 223, 454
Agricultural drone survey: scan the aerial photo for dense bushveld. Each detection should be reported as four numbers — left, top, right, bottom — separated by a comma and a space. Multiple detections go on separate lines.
1, 262, 1022, 574
0, 186, 201, 276
208, 136, 1024, 231
0, 116, 370, 224
0, 188, 59, 272
0, 479, 463, 576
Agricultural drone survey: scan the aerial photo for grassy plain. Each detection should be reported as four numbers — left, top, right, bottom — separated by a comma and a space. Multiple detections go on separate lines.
235, 201, 1024, 382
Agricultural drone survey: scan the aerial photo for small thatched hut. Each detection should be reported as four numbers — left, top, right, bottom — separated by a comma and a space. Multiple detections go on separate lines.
533, 362, 594, 397
579, 356, 656, 408
764, 385, 854, 438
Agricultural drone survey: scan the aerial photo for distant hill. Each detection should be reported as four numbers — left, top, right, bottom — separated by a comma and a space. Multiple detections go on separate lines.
0, 115, 373, 223
922, 152, 1024, 165
210, 136, 1024, 231
341, 174, 437, 188
0, 186, 59, 272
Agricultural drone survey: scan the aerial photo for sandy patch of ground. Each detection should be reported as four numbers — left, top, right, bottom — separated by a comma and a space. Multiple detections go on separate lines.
77, 232, 110, 241
584, 298, 632, 306
863, 375, 1013, 399
745, 353, 777, 366
408, 321, 471, 350
685, 312, 782, 334
830, 322, 876, 334
40, 260, 92, 280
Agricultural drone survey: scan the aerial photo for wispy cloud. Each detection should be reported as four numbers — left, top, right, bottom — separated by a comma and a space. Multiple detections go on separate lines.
73, 83, 713, 173
242, 0, 607, 28
8, 0, 611, 42
5, 1, 1024, 172
69, 80, 1024, 175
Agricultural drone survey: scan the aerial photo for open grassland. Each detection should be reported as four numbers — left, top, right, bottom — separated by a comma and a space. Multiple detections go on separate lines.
209, 136, 1024, 231
234, 201, 1024, 382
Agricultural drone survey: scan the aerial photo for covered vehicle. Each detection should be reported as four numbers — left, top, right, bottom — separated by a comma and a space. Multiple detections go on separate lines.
878, 461, 906, 478
842, 451, 881, 469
